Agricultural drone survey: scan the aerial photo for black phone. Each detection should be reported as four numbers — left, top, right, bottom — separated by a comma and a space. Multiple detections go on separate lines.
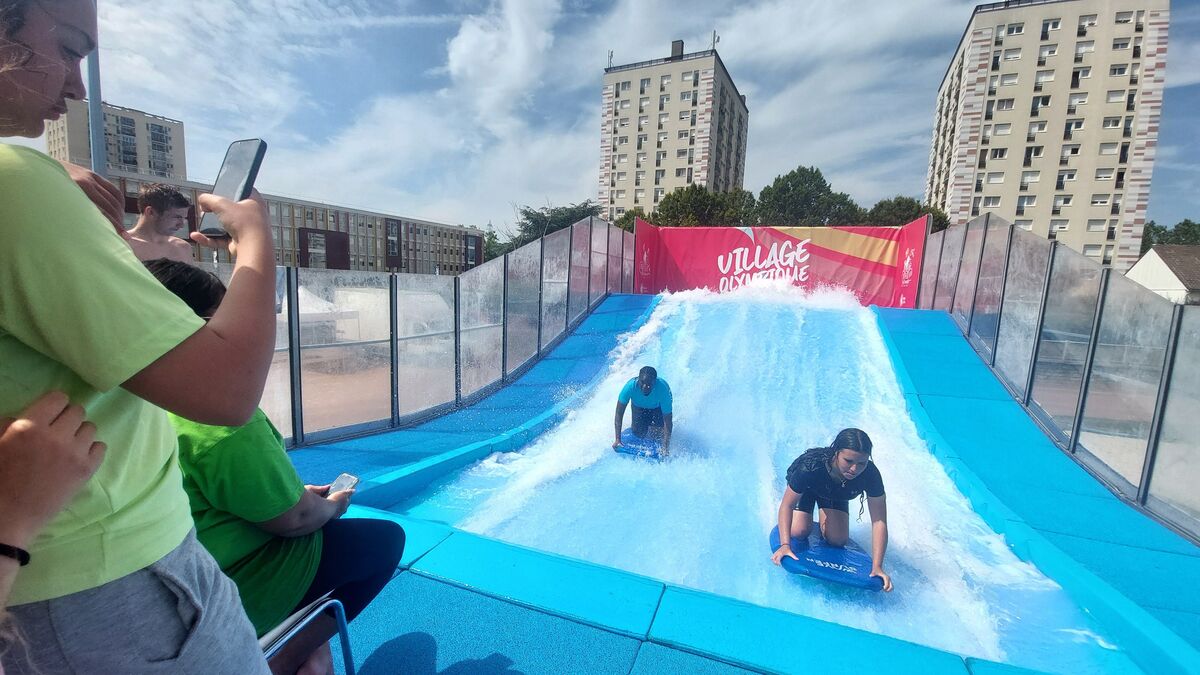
197, 138, 267, 237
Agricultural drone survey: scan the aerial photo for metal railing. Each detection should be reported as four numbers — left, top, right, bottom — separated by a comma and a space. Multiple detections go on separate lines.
212, 217, 637, 448
919, 214, 1200, 544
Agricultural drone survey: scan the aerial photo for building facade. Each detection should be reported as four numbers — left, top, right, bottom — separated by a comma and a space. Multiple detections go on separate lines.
600, 40, 749, 222
926, 0, 1168, 271
46, 99, 187, 180
110, 171, 483, 273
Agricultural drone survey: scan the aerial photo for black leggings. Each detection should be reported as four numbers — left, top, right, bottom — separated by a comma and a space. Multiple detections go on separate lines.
293, 518, 405, 622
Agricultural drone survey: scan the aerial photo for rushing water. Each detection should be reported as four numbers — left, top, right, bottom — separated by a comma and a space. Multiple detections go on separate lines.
397, 283, 1140, 673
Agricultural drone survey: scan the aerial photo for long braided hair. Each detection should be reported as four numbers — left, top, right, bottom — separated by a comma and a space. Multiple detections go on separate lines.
830, 428, 873, 520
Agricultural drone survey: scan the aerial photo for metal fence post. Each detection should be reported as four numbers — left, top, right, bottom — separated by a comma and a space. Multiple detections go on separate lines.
1067, 267, 1111, 454
286, 266, 305, 445
566, 223, 574, 333
989, 223, 1016, 367
1023, 243, 1058, 406
1138, 303, 1185, 503
536, 237, 545, 354
965, 214, 991, 332
389, 274, 399, 427
501, 253, 510, 380
454, 275, 462, 405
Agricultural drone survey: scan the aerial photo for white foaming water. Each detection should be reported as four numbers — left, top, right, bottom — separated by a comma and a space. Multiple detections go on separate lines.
401, 281, 1141, 673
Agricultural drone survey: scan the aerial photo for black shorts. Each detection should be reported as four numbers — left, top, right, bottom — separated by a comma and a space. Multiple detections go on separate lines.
631, 405, 664, 437
793, 492, 850, 514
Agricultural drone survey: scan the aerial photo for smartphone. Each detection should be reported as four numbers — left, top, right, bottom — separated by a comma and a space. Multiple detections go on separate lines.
328, 472, 359, 494
197, 138, 268, 237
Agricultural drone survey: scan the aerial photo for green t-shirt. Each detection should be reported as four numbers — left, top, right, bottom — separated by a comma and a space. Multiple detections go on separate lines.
172, 409, 323, 636
0, 144, 205, 605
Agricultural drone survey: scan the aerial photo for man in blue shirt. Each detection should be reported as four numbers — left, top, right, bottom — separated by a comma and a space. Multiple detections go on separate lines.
614, 366, 673, 455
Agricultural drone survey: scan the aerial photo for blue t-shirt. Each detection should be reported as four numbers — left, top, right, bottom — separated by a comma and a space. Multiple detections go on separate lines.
618, 377, 673, 414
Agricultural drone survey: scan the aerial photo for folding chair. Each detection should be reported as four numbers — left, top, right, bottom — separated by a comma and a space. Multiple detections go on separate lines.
259, 594, 355, 675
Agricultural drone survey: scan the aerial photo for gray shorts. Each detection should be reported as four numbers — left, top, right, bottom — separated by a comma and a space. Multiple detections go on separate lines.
1, 530, 269, 674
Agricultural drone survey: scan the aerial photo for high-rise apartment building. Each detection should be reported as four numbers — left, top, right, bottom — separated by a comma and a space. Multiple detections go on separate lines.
46, 99, 187, 180
926, 0, 1168, 271
600, 40, 749, 222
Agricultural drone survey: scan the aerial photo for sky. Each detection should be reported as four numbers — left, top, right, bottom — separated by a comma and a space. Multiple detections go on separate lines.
13, 0, 1199, 237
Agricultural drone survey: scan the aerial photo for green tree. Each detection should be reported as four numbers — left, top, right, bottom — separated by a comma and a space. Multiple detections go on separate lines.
648, 186, 757, 228
1142, 219, 1200, 255
511, 200, 603, 248
483, 228, 511, 260
614, 207, 646, 232
718, 188, 758, 227
755, 166, 865, 226
866, 195, 951, 232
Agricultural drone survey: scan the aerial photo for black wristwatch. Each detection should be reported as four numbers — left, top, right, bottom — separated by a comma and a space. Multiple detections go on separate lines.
0, 543, 30, 566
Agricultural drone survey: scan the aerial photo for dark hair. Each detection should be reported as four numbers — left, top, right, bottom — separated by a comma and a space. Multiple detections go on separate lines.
0, 0, 35, 73
137, 183, 191, 215
638, 365, 657, 382
143, 258, 225, 317
832, 428, 872, 457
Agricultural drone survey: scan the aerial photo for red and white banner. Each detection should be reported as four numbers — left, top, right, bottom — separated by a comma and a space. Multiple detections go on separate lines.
634, 217, 927, 308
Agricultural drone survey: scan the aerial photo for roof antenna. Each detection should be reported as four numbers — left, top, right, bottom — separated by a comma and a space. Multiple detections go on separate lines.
607, 50, 614, 68
711, 31, 720, 50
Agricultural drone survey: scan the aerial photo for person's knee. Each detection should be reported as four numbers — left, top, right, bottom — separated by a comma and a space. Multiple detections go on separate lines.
824, 531, 848, 547
371, 520, 405, 569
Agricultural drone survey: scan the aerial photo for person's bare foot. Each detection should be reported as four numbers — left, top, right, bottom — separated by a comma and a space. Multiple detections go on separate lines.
295, 641, 333, 675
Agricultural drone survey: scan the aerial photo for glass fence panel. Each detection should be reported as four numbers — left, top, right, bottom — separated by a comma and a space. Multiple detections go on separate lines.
590, 219, 608, 307
607, 224, 623, 292
933, 221, 968, 311
951, 218, 987, 329
994, 229, 1051, 398
968, 220, 1013, 359
505, 240, 541, 374
568, 219, 591, 323
541, 226, 570, 349
1076, 274, 1173, 490
297, 268, 391, 434
1028, 246, 1103, 442
211, 264, 293, 441
1148, 307, 1200, 530
622, 229, 635, 293
396, 274, 455, 416
918, 228, 945, 310
460, 257, 504, 398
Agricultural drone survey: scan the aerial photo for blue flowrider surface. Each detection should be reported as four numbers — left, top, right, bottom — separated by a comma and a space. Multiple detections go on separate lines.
768, 526, 882, 591
290, 294, 658, 486
613, 427, 664, 460
875, 307, 1200, 669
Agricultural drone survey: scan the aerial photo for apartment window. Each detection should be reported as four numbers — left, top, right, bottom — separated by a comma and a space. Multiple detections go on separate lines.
1076, 40, 1095, 56
1007, 22, 1024, 35
616, 171, 627, 181
675, 168, 687, 178
1068, 93, 1088, 108
639, 77, 650, 93
987, 172, 1005, 184
1043, 19, 1060, 31
620, 80, 631, 91
1053, 196, 1073, 208
654, 188, 665, 202
1102, 116, 1121, 129
983, 196, 1001, 208
1112, 38, 1130, 50
660, 75, 671, 89
1110, 64, 1128, 77
1115, 11, 1133, 24
659, 112, 669, 124
1028, 121, 1047, 134
1051, 220, 1070, 234
677, 129, 689, 139
678, 110, 690, 120
617, 154, 628, 163
615, 207, 626, 216
634, 189, 645, 200
1107, 90, 1124, 103
659, 94, 670, 107
1066, 118, 1084, 132
1021, 170, 1040, 184
1039, 44, 1058, 58
618, 136, 629, 145
997, 98, 1015, 111
1016, 195, 1036, 214
1083, 244, 1103, 257
638, 115, 648, 129
657, 131, 668, 142
1091, 194, 1110, 206
639, 97, 649, 111
615, 190, 626, 199
1058, 169, 1078, 182
1079, 15, 1098, 28
1087, 219, 1107, 232
1003, 48, 1021, 61
636, 153, 646, 164
1000, 73, 1019, 86
682, 70, 692, 81
990, 148, 1008, 159
1030, 146, 1045, 158
620, 100, 631, 109
681, 91, 692, 101
1095, 167, 1115, 180
1015, 220, 1034, 231
994, 123, 1011, 136
1035, 70, 1055, 85
676, 148, 688, 158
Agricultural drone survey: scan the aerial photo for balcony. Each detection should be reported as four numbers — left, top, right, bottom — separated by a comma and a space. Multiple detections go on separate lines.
1041, 29, 1050, 40
1027, 133, 1037, 142
1052, 207, 1062, 215
1060, 157, 1070, 166
1024, 156, 1034, 168
1116, 178, 1125, 189
1071, 74, 1081, 88
1134, 45, 1142, 58
1056, 180, 1066, 190
1016, 206, 1026, 216
1107, 227, 1117, 241
1111, 203, 1121, 216
989, 86, 997, 96
1038, 56, 1047, 66
975, 179, 983, 192
1067, 105, 1078, 114
992, 56, 1000, 70
1077, 26, 1088, 37
982, 136, 990, 145
978, 156, 988, 169
1019, 182, 1029, 191
1074, 54, 1083, 63
1119, 147, 1129, 163
1136, 22, 1143, 32
1034, 82, 1043, 92
1124, 126, 1133, 138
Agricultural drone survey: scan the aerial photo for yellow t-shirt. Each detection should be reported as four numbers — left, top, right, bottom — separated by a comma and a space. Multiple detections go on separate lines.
0, 144, 205, 604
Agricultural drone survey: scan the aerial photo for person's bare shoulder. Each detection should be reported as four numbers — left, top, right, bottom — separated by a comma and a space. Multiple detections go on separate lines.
167, 237, 197, 263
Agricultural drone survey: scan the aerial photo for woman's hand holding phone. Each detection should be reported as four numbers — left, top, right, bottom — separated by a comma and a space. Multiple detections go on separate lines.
189, 190, 272, 258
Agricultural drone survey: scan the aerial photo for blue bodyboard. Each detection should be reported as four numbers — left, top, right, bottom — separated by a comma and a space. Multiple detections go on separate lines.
612, 428, 663, 460
769, 525, 883, 591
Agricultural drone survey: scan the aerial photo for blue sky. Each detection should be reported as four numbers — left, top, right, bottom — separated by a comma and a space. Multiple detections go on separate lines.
18, 0, 1199, 235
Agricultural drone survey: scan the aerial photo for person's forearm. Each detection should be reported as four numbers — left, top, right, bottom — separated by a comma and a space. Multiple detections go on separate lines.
204, 230, 276, 406
871, 521, 888, 569
662, 418, 672, 449
275, 493, 340, 538
777, 500, 793, 547
614, 409, 623, 442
